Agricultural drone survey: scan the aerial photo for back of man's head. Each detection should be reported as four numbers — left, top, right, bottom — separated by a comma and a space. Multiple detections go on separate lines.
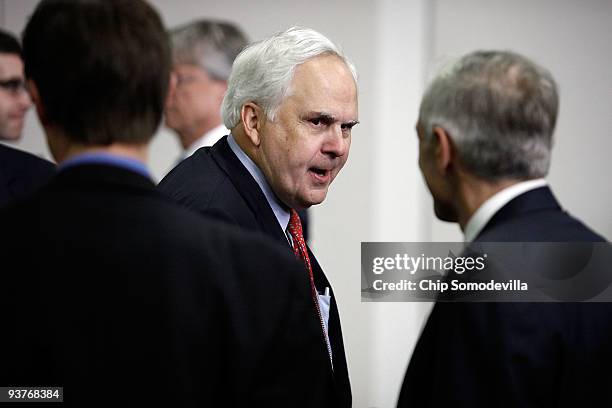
22, 0, 170, 146
170, 20, 248, 81
0, 29, 22, 56
420, 50, 558, 181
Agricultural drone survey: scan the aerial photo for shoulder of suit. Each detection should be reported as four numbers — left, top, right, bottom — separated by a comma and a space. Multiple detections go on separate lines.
0, 144, 55, 174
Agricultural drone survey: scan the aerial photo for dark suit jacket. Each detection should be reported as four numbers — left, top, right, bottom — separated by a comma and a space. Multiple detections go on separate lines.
159, 137, 352, 407
398, 187, 612, 408
0, 143, 55, 208
0, 163, 335, 407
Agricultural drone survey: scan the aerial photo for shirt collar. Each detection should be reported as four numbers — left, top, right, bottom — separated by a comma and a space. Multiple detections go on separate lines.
464, 178, 548, 242
183, 124, 229, 159
226, 133, 290, 232
59, 152, 151, 179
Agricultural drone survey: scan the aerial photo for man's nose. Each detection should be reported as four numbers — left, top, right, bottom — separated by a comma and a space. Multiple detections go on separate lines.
322, 125, 349, 158
18, 88, 32, 110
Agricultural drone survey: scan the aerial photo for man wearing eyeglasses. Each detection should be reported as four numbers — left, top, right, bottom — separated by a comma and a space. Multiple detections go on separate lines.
0, 29, 54, 209
165, 20, 247, 162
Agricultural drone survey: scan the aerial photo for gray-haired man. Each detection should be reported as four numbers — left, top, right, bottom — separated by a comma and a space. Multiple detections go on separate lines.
398, 50, 611, 407
165, 20, 247, 160
159, 27, 358, 407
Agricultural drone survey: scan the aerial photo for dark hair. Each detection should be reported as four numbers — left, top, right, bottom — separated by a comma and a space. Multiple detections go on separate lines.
0, 29, 22, 56
22, 0, 171, 145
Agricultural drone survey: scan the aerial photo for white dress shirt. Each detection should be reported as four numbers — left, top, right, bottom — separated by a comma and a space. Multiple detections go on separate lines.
463, 179, 548, 242
182, 124, 228, 160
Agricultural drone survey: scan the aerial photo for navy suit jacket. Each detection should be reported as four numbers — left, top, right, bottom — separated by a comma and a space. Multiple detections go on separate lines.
398, 187, 612, 407
159, 136, 352, 407
0, 143, 55, 209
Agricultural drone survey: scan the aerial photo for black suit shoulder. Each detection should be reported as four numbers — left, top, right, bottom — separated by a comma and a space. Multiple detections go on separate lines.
0, 143, 55, 208
399, 186, 612, 408
477, 187, 605, 242
159, 145, 257, 228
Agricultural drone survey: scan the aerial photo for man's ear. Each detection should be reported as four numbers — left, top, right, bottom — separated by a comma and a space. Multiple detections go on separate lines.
240, 102, 264, 147
26, 79, 47, 125
432, 126, 454, 174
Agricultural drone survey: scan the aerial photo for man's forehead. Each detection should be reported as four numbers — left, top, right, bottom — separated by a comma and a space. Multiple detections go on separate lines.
0, 53, 24, 78
286, 56, 358, 119
292, 55, 355, 89
289, 98, 358, 122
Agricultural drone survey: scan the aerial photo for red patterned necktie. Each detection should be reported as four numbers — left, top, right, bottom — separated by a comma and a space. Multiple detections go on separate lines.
287, 209, 333, 365
287, 209, 313, 277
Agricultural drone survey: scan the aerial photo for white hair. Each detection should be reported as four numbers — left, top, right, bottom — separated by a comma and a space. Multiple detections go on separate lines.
221, 26, 357, 129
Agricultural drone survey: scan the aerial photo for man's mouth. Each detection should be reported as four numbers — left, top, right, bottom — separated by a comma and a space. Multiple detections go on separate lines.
9, 113, 25, 121
309, 167, 331, 183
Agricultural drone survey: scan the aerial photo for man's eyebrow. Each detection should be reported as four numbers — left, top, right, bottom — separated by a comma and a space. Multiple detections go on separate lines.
0, 76, 23, 82
305, 112, 335, 121
305, 112, 359, 127
342, 120, 360, 127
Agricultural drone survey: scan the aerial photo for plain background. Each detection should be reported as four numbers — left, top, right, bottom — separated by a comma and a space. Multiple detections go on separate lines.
1, 0, 610, 406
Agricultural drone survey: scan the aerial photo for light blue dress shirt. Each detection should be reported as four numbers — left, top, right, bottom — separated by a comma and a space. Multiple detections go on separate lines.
59, 152, 151, 179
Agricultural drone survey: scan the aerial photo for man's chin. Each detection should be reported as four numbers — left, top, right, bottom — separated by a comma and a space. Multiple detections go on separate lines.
434, 202, 458, 223
295, 191, 327, 209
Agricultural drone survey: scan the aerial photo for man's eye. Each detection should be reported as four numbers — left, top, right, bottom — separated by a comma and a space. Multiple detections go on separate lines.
177, 75, 195, 85
309, 118, 322, 126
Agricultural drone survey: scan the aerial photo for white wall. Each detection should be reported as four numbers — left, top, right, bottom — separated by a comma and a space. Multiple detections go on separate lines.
2, 1, 611, 407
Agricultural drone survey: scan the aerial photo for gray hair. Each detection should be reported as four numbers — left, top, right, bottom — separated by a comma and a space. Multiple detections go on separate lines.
170, 20, 248, 81
420, 50, 559, 181
221, 26, 357, 129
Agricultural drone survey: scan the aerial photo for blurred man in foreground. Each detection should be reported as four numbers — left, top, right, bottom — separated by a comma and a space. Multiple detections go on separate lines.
0, 1, 333, 406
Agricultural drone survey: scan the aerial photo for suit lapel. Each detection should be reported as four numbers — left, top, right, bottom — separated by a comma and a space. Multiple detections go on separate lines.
210, 137, 290, 246
211, 139, 333, 286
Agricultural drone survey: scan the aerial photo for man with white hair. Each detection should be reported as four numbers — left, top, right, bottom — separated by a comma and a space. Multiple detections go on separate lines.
165, 20, 247, 160
397, 50, 611, 407
159, 27, 358, 407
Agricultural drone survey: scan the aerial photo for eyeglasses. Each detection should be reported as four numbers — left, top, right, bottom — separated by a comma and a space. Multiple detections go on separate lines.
0, 79, 27, 96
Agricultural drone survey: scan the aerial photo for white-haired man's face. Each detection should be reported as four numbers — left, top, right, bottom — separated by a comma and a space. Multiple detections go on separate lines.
257, 54, 358, 209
